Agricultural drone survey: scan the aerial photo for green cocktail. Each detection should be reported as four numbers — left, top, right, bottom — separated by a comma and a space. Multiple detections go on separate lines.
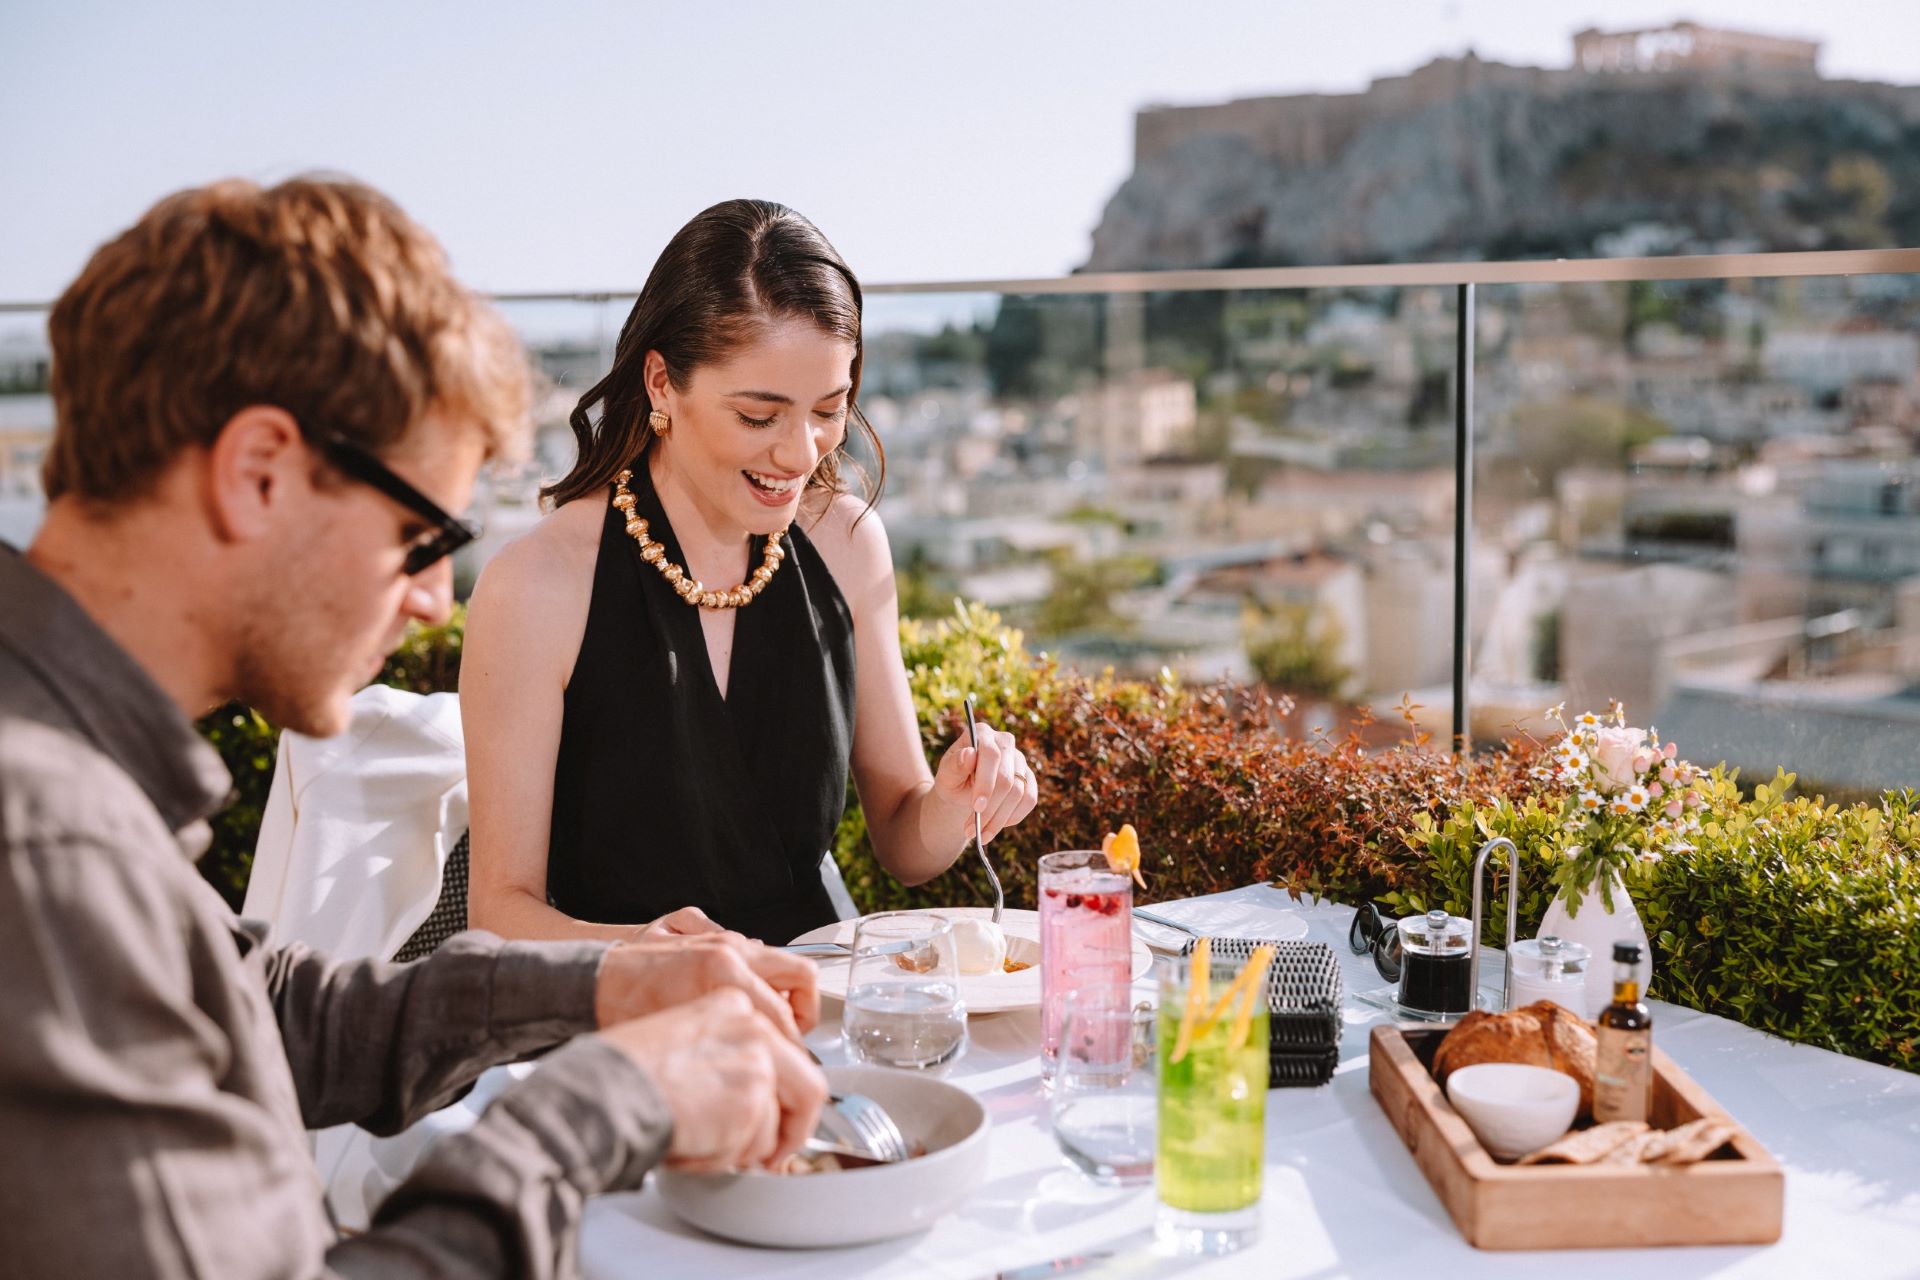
1156, 955, 1268, 1254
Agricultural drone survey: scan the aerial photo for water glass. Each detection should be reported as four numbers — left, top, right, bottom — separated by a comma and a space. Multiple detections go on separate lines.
842, 913, 968, 1071
1039, 849, 1135, 1082
1156, 956, 1268, 1256
1050, 987, 1156, 1185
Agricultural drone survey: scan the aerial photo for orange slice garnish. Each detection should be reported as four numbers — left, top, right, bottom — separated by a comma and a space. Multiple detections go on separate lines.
1100, 823, 1148, 889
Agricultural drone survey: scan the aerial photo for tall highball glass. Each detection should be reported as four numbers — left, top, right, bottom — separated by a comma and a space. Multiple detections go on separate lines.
1038, 850, 1134, 1083
1155, 956, 1268, 1256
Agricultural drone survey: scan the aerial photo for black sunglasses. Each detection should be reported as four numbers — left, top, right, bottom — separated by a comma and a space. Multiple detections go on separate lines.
304, 427, 478, 575
1348, 900, 1404, 983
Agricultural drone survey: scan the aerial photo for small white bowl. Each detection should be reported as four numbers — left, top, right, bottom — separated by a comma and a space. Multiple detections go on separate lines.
654, 1064, 990, 1248
1446, 1063, 1580, 1161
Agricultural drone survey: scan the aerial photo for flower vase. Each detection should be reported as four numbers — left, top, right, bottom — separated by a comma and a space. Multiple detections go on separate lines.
1536, 871, 1652, 1018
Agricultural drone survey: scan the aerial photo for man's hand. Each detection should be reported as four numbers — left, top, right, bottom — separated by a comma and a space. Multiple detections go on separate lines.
594, 931, 820, 1037
599, 989, 828, 1171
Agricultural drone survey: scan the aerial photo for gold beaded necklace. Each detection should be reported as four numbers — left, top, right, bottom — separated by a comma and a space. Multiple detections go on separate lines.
612, 468, 787, 610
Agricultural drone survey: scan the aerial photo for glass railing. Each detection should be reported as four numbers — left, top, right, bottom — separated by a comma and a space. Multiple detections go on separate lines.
7, 246, 1919, 791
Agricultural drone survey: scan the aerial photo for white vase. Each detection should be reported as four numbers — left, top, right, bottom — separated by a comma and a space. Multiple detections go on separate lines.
1535, 871, 1652, 1018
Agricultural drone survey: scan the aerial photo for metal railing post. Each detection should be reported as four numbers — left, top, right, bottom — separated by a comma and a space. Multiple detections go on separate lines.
1453, 282, 1476, 755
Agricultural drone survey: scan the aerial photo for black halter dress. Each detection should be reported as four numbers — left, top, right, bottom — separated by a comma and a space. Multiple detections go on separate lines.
545, 464, 857, 943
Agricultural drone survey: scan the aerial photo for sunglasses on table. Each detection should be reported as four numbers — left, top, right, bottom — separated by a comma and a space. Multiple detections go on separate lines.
303, 426, 478, 575
1349, 900, 1404, 983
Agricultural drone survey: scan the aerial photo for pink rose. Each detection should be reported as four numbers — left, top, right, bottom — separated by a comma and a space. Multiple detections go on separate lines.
1662, 741, 1679, 760
1590, 726, 1648, 794
1664, 798, 1684, 820
1659, 763, 1677, 786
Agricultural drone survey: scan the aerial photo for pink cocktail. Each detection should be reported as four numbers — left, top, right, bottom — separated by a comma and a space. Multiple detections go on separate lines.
1039, 849, 1134, 1081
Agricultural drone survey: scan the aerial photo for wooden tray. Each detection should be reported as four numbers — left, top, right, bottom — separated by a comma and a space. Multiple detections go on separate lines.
1369, 1025, 1783, 1250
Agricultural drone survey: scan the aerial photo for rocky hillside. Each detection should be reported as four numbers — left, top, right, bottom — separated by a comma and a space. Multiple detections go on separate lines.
1085, 57, 1920, 271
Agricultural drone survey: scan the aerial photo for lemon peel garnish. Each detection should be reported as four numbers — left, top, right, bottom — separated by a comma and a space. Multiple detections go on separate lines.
1228, 945, 1276, 1050
1171, 935, 1209, 1064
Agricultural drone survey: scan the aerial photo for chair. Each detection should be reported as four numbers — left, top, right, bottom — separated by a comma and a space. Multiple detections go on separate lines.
246, 685, 470, 1232
245, 684, 467, 960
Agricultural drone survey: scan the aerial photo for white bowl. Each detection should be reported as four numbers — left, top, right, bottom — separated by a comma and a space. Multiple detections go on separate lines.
1446, 1063, 1580, 1161
654, 1064, 990, 1248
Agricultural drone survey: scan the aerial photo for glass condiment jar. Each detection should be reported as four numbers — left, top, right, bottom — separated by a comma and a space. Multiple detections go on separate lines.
1507, 935, 1590, 1011
1395, 909, 1474, 1014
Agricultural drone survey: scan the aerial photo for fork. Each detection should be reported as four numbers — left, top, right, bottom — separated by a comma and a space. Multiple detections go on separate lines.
827, 1092, 912, 1164
963, 697, 1005, 926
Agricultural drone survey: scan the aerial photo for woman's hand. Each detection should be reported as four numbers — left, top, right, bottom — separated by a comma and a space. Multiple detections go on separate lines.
641, 906, 728, 937
931, 719, 1039, 844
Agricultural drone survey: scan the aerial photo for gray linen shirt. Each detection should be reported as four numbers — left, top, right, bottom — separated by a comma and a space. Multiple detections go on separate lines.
0, 544, 673, 1279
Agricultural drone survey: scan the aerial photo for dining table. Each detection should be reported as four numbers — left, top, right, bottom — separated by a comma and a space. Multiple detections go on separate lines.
567, 883, 1920, 1279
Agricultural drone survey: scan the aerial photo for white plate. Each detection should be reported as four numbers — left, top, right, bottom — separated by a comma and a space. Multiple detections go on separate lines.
654, 1064, 990, 1248
788, 906, 1153, 1015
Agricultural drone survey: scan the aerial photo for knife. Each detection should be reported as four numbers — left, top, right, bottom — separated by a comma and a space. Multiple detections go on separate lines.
1130, 906, 1201, 938
981, 1250, 1117, 1280
781, 937, 924, 959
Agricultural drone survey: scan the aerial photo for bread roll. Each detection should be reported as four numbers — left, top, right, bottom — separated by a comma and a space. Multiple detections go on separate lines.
1432, 1000, 1598, 1118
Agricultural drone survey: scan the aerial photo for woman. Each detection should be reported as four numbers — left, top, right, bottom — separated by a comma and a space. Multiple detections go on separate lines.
462, 200, 1038, 944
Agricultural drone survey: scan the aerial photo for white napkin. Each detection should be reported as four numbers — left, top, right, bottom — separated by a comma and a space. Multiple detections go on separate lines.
1133, 883, 1312, 950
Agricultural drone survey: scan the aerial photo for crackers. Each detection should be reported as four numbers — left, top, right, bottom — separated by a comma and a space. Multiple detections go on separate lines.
1517, 1117, 1737, 1166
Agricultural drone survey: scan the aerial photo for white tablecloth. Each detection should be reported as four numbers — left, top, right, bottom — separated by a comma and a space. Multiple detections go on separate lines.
572, 885, 1920, 1279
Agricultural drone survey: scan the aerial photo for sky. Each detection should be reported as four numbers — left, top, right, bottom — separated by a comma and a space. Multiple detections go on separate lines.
4, 0, 1918, 303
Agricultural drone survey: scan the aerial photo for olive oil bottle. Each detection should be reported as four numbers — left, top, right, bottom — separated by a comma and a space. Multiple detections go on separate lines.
1594, 941, 1652, 1124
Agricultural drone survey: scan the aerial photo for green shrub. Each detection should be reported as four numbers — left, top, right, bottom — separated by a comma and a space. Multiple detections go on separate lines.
832, 601, 1537, 916
195, 705, 279, 911
1390, 771, 1920, 1072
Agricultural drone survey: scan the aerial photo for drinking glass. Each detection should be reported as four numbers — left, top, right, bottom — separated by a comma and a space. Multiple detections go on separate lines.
1049, 987, 1156, 1185
842, 913, 968, 1071
1156, 957, 1268, 1256
1039, 850, 1134, 1082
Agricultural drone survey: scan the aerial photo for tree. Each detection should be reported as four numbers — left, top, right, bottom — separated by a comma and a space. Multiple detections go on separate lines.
1244, 600, 1352, 698
1506, 396, 1670, 488
1034, 555, 1158, 639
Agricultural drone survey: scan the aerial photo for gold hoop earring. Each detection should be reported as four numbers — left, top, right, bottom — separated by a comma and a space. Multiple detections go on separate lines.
649, 409, 670, 437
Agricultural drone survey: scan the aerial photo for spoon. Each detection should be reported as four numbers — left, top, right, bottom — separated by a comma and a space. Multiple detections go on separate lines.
963, 696, 1005, 926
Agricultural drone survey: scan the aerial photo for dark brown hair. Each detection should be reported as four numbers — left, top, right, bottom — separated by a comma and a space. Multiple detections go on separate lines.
44, 176, 529, 502
543, 198, 883, 510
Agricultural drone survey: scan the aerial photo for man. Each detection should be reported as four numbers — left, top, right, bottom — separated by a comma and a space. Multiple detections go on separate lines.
0, 177, 828, 1278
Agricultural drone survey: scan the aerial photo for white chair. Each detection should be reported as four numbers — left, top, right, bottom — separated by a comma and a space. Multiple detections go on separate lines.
245, 683, 467, 960
246, 685, 471, 1232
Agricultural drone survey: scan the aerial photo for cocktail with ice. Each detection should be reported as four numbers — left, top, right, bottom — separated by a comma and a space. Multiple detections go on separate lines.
1039, 849, 1134, 1081
1156, 942, 1272, 1256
